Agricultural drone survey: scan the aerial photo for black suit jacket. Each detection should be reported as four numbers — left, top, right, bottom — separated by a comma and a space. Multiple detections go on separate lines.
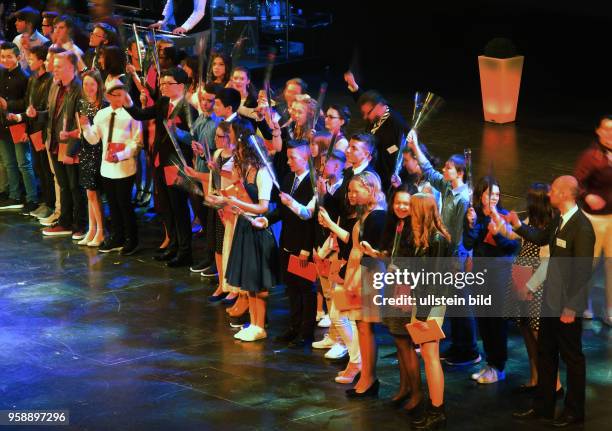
44, 76, 83, 156
268, 172, 315, 255
516, 208, 595, 314
125, 96, 195, 167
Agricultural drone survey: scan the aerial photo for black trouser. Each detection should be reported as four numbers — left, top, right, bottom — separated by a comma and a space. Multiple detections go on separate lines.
534, 316, 585, 418
103, 175, 138, 244
190, 192, 214, 262
477, 317, 507, 371
204, 201, 216, 262
31, 145, 55, 208
156, 169, 191, 258
50, 152, 86, 231
280, 249, 317, 339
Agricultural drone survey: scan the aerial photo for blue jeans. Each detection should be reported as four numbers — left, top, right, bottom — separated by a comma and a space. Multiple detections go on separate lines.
0, 137, 37, 202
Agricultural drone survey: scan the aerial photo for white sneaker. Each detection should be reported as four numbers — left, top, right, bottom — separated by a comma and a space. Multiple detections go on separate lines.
324, 343, 348, 360
234, 325, 253, 340
471, 366, 489, 381
477, 366, 505, 384
241, 325, 267, 342
312, 333, 334, 349
317, 315, 331, 328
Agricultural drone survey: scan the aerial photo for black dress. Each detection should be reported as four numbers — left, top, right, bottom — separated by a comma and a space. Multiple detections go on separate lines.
225, 168, 279, 293
78, 99, 105, 190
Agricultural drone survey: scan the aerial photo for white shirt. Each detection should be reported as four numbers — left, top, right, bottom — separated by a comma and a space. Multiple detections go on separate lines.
559, 204, 579, 230
161, 0, 207, 32
83, 106, 142, 179
60, 40, 84, 58
13, 31, 48, 71
352, 160, 370, 175
291, 170, 309, 192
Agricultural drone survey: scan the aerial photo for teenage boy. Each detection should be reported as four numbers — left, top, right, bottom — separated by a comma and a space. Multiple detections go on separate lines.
0, 42, 37, 212
82, 78, 143, 255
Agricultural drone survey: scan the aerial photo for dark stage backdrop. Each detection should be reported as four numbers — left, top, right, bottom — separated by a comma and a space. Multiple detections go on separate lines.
322, 1, 611, 116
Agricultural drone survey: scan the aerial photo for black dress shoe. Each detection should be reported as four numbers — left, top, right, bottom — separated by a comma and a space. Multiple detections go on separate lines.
552, 411, 584, 428
386, 392, 411, 409
512, 408, 553, 423
155, 246, 168, 255
154, 250, 176, 261
275, 330, 298, 344
288, 337, 313, 349
221, 295, 237, 306
208, 292, 228, 303
345, 379, 379, 399
166, 255, 193, 268
120, 241, 139, 256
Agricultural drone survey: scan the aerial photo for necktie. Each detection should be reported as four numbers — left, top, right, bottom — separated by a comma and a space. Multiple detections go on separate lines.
554, 216, 563, 237
290, 174, 300, 195
107, 112, 116, 143
167, 102, 174, 120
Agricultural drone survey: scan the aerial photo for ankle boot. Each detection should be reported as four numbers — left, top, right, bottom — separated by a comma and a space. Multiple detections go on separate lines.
415, 401, 446, 430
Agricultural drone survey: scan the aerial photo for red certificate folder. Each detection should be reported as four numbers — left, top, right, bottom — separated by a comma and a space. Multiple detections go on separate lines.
164, 165, 179, 186
106, 142, 126, 162
58, 143, 79, 164
287, 254, 318, 282
511, 264, 534, 297
9, 123, 27, 144
29, 131, 45, 152
405, 320, 446, 345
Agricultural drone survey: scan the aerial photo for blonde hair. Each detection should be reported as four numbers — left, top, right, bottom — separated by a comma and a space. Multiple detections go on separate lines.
351, 171, 387, 212
410, 193, 451, 248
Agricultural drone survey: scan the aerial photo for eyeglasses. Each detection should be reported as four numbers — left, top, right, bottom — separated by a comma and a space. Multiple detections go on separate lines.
363, 105, 376, 118
159, 82, 179, 87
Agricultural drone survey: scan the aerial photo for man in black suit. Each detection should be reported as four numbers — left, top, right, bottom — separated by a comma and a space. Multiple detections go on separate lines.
40, 51, 86, 237
510, 176, 595, 427
124, 67, 196, 267
261, 139, 317, 348
344, 72, 409, 191
335, 132, 377, 218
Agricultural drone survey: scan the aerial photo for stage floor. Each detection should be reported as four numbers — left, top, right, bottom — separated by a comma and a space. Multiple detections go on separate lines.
0, 97, 611, 430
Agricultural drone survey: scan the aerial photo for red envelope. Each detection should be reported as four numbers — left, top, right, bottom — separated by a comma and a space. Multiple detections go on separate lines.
405, 320, 446, 345
511, 264, 534, 297
29, 130, 45, 152
287, 254, 318, 282
164, 165, 179, 186
9, 123, 28, 144
106, 142, 126, 162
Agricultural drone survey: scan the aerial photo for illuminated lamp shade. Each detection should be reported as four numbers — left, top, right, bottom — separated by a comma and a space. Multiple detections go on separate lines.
478, 55, 524, 124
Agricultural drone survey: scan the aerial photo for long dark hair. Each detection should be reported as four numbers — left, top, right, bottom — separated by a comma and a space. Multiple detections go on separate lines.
100, 45, 125, 77
80, 69, 104, 106
526, 182, 554, 229
473, 175, 503, 216
380, 183, 416, 255
231, 118, 263, 176
231, 66, 258, 106
207, 52, 231, 85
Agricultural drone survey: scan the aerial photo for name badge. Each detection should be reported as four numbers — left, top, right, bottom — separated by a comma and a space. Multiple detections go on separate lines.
556, 238, 566, 248
387, 145, 399, 154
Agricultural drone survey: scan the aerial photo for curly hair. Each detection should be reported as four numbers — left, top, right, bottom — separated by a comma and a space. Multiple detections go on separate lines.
231, 118, 263, 176
410, 193, 451, 249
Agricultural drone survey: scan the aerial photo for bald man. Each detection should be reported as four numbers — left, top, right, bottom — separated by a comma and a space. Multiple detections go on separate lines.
509, 175, 595, 427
